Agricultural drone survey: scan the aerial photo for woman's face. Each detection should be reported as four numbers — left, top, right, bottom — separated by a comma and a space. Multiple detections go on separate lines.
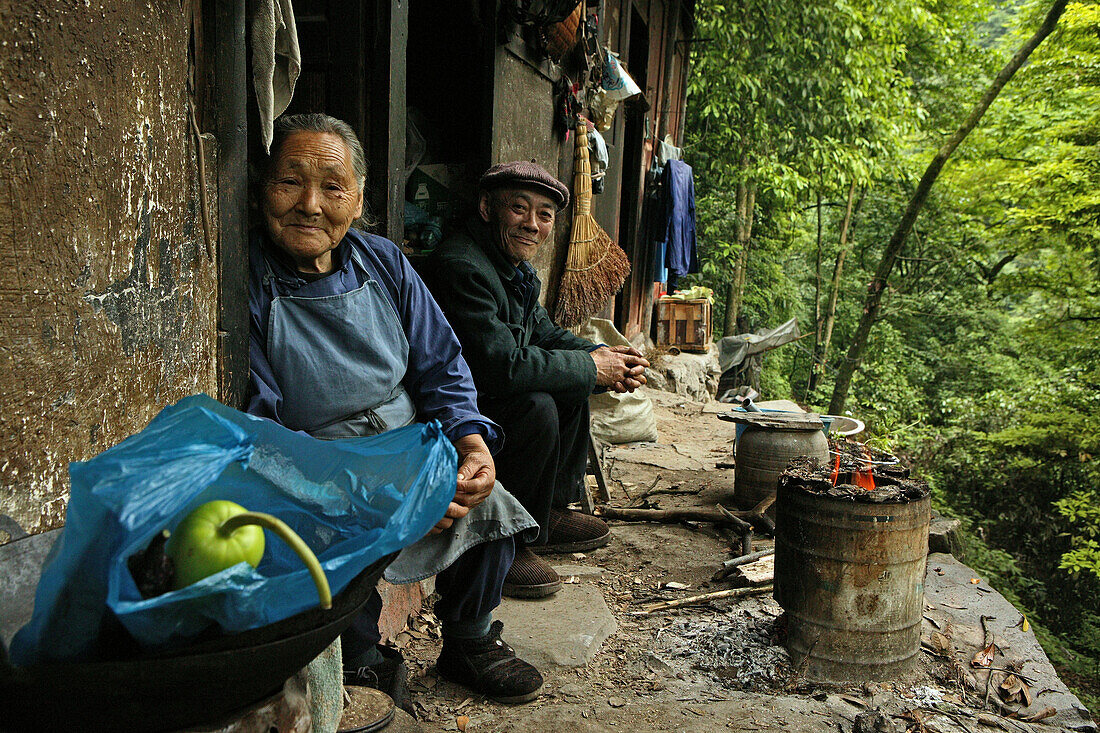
263, 131, 364, 273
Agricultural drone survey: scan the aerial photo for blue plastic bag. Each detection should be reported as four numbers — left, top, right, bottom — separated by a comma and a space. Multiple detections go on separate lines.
10, 394, 455, 666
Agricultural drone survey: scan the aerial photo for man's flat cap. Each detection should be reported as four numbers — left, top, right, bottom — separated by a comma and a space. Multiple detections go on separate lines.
479, 161, 570, 209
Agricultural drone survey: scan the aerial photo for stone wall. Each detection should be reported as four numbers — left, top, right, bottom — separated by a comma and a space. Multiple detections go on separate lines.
0, 2, 218, 536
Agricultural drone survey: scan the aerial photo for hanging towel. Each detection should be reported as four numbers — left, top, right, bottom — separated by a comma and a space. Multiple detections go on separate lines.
252, 0, 301, 152
657, 135, 683, 168
657, 158, 698, 280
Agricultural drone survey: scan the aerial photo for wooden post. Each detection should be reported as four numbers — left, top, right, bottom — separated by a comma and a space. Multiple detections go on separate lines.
369, 0, 408, 244
213, 0, 249, 408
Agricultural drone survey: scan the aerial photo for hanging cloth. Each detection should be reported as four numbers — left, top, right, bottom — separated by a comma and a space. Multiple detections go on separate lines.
656, 158, 699, 282
252, 0, 301, 152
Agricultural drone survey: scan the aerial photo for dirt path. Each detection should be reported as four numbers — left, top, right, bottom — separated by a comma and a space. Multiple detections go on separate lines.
386, 388, 1096, 733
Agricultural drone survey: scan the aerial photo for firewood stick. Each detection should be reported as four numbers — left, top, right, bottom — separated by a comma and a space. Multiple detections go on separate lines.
715, 503, 753, 533
712, 548, 776, 581
596, 504, 775, 535
597, 506, 753, 524
751, 494, 776, 515
715, 504, 753, 554
638, 585, 773, 613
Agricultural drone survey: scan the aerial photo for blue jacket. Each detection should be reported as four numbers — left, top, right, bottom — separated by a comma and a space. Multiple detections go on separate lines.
246, 228, 501, 451
658, 159, 698, 278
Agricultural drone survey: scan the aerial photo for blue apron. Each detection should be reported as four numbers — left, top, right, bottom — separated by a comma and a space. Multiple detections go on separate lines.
263, 243, 536, 584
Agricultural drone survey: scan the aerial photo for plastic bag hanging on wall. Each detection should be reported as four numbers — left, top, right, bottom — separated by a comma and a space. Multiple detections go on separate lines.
589, 51, 642, 131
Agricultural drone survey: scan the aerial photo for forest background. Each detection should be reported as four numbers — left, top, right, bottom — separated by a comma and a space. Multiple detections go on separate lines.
681, 0, 1100, 707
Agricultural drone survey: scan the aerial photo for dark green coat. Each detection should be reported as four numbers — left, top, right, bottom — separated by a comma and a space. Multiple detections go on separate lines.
425, 219, 597, 403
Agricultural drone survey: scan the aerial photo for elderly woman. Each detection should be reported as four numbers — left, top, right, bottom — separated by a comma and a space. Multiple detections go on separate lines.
247, 113, 541, 706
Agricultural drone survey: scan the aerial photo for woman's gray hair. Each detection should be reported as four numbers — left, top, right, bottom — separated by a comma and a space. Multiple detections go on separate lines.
264, 113, 377, 229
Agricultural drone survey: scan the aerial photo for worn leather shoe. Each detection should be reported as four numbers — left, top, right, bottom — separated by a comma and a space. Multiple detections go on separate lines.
502, 546, 561, 598
436, 620, 543, 704
530, 509, 611, 554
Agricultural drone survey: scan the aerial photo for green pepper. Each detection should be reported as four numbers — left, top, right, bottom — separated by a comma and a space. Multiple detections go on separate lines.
164, 500, 332, 609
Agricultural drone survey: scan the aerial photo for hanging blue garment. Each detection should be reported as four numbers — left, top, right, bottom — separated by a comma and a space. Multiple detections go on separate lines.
656, 159, 699, 280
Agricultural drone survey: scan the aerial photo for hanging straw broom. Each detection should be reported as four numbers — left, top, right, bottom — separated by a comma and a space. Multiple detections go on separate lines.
553, 121, 631, 327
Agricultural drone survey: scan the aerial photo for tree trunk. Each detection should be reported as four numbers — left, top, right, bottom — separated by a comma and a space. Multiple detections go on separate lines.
819, 182, 860, 371
807, 191, 825, 394
827, 0, 1068, 415
724, 169, 755, 336
727, 184, 756, 335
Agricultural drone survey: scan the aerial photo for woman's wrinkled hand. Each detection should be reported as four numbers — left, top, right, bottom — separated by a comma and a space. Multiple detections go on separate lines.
429, 501, 470, 535
453, 432, 496, 509
428, 432, 496, 536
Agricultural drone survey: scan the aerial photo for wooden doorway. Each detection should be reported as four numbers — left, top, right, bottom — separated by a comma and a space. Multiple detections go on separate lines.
614, 5, 650, 339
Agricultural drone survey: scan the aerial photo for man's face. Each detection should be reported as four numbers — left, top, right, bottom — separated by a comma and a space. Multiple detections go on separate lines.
263, 131, 364, 273
479, 188, 556, 266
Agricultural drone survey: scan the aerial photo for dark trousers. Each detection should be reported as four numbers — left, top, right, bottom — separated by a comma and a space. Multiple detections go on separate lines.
341, 536, 515, 663
478, 392, 590, 547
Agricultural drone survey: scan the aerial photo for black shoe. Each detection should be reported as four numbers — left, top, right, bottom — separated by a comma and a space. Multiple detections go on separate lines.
343, 644, 413, 715
435, 621, 543, 704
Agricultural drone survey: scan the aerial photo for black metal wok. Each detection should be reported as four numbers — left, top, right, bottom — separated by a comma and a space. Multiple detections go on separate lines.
0, 529, 394, 733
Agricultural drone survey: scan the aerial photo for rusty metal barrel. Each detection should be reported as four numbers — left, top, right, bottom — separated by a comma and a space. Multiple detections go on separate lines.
773, 482, 930, 681
732, 413, 828, 510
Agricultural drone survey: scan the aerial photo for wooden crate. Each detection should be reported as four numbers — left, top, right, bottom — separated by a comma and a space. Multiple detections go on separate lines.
656, 298, 711, 352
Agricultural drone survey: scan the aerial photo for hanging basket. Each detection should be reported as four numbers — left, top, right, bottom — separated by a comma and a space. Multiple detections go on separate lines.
543, 2, 583, 60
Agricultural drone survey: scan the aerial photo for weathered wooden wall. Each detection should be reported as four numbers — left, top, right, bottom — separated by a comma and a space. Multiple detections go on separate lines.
0, 2, 218, 536
490, 44, 573, 302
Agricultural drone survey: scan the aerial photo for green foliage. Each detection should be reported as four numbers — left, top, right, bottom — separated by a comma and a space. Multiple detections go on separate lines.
685, 0, 1100, 703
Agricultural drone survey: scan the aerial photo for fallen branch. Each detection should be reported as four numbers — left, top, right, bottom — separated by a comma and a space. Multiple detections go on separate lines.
625, 475, 663, 507
625, 481, 701, 508
715, 503, 753, 555
751, 494, 776, 515
712, 548, 775, 581
596, 504, 774, 533
637, 585, 773, 613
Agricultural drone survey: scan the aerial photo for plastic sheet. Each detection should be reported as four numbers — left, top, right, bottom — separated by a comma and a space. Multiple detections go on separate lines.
10, 394, 454, 665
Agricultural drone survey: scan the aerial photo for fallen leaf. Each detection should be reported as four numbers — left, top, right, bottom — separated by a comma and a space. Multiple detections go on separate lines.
931, 631, 951, 653
972, 640, 996, 668
1022, 616, 1030, 632
664, 581, 690, 590
1018, 706, 1056, 723
563, 575, 580, 584
1020, 679, 1033, 707
1000, 674, 1023, 703
970, 578, 982, 584
456, 715, 469, 732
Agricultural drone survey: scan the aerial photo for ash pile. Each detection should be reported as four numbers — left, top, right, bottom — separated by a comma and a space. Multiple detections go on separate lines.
654, 609, 792, 691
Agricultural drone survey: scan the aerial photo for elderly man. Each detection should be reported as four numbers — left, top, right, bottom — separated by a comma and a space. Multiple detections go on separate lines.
426, 162, 649, 598
246, 114, 543, 706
